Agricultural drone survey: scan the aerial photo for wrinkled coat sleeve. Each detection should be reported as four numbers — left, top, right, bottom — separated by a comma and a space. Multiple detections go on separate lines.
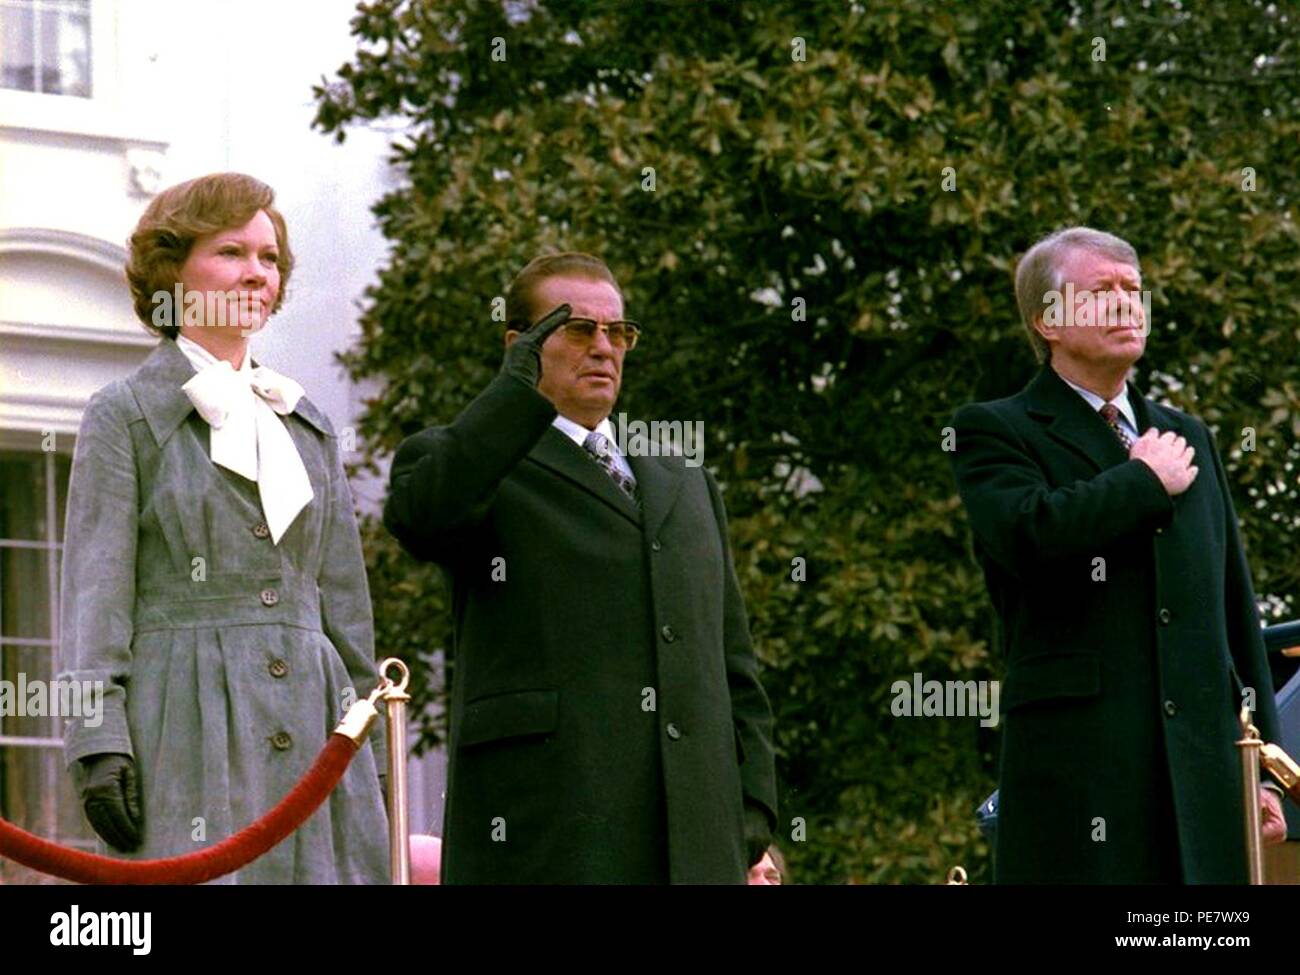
318, 425, 387, 768
384, 372, 556, 565
704, 469, 778, 829
60, 384, 139, 766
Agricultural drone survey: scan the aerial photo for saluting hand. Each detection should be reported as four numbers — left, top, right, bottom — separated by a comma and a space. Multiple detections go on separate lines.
501, 303, 572, 387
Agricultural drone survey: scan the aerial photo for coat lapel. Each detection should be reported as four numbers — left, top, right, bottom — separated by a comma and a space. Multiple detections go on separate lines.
1133, 392, 1185, 440
528, 426, 642, 526
628, 452, 685, 541
128, 339, 200, 446
287, 392, 334, 438
1024, 365, 1132, 472
127, 337, 332, 446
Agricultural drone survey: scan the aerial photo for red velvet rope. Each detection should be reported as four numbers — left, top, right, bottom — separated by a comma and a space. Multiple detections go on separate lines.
0, 733, 359, 884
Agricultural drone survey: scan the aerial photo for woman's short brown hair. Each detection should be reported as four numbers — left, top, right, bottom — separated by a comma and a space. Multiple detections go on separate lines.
504, 252, 622, 330
126, 172, 294, 338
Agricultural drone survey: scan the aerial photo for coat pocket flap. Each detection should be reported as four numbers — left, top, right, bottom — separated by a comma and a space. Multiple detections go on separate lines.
1003, 654, 1100, 711
458, 689, 560, 749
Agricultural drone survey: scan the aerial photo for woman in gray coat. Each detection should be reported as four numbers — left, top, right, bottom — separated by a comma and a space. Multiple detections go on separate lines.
59, 172, 388, 883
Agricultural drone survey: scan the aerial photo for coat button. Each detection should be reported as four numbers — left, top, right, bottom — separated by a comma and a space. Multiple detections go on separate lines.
271, 731, 293, 750
651, 540, 662, 552
1163, 700, 1178, 718
1158, 608, 1172, 625
260, 588, 279, 607
666, 723, 682, 741
268, 659, 289, 679
661, 624, 676, 642
252, 523, 271, 539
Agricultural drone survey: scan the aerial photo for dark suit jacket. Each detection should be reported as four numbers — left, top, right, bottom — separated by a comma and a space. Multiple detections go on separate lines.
950, 365, 1280, 884
384, 372, 778, 884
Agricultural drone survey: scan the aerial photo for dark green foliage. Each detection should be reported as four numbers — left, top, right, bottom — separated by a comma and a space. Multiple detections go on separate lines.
316, 0, 1300, 883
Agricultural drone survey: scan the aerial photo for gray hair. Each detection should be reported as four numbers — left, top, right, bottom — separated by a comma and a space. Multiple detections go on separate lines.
1014, 227, 1141, 362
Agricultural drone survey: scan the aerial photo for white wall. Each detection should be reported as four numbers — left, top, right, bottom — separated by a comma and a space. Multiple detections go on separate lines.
1, 0, 397, 486
0, 0, 444, 838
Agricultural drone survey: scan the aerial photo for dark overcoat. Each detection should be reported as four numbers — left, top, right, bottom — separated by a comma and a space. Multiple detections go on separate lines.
950, 365, 1280, 884
384, 372, 778, 884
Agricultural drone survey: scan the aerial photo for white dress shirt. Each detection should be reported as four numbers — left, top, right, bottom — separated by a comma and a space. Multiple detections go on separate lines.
1058, 372, 1140, 442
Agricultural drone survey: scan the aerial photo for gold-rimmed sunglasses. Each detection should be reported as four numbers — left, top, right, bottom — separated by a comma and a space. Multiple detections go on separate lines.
555, 317, 642, 351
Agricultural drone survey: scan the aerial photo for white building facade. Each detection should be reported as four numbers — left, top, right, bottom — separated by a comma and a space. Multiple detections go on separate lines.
0, 0, 444, 883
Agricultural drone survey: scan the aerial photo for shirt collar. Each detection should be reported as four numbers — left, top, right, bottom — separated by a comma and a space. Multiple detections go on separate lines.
552, 413, 619, 452
1056, 371, 1138, 432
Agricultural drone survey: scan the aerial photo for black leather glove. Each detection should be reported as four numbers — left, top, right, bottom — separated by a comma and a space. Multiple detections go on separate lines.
501, 303, 572, 387
743, 801, 773, 868
79, 752, 143, 852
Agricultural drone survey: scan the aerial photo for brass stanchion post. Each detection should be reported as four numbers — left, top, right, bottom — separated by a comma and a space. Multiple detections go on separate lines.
378, 658, 412, 886
1237, 706, 1265, 886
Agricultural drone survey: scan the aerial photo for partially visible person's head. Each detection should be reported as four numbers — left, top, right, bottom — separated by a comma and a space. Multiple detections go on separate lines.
747, 845, 784, 885
126, 172, 293, 338
504, 253, 634, 429
1014, 227, 1145, 368
410, 834, 442, 885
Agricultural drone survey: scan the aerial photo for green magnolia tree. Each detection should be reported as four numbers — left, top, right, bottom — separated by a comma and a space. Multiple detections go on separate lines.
314, 0, 1300, 883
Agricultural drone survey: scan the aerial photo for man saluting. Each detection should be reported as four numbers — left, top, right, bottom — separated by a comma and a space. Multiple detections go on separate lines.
949, 227, 1284, 884
384, 253, 778, 884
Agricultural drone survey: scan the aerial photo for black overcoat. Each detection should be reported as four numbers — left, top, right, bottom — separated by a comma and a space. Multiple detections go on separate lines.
950, 366, 1280, 883
384, 373, 778, 884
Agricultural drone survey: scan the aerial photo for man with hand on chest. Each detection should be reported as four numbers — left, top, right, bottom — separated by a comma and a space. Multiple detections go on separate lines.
949, 227, 1285, 884
384, 252, 778, 884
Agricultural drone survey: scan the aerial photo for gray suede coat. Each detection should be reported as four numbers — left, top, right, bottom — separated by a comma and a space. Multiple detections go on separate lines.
59, 337, 388, 884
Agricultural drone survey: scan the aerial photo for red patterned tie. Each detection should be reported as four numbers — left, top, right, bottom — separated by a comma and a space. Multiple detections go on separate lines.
1099, 403, 1133, 450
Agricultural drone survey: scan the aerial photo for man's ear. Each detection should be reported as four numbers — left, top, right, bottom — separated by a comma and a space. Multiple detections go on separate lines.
1032, 314, 1057, 349
504, 330, 520, 349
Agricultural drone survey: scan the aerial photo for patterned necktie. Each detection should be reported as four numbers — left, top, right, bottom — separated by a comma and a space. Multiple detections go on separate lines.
1099, 403, 1134, 450
583, 431, 638, 501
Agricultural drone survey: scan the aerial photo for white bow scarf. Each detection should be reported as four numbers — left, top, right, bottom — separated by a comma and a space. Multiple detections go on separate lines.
177, 337, 314, 544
